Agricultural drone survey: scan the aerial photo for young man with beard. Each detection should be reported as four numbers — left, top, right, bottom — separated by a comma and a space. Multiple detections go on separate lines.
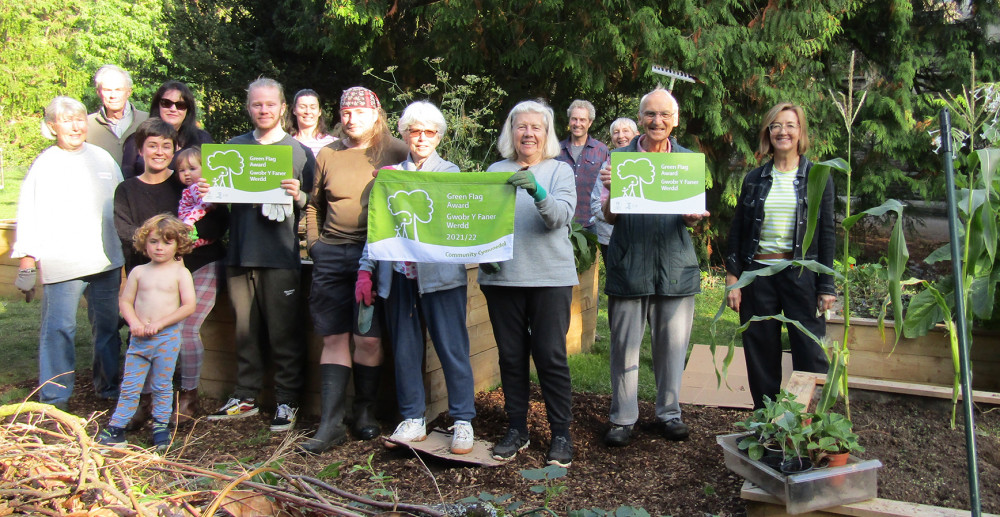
300, 87, 408, 454
207, 78, 315, 433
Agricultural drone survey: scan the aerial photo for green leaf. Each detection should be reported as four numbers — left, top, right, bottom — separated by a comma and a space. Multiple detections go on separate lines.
925, 243, 953, 264
317, 461, 343, 480
530, 485, 546, 493
802, 158, 844, 253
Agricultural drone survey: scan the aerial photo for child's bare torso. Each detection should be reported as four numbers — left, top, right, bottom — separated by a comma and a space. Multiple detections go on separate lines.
132, 260, 186, 326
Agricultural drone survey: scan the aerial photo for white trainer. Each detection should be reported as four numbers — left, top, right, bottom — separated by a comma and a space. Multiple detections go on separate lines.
450, 420, 474, 455
385, 418, 426, 448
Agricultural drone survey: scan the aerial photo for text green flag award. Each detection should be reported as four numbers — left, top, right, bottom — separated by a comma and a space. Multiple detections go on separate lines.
609, 152, 706, 214
367, 170, 516, 263
201, 144, 294, 204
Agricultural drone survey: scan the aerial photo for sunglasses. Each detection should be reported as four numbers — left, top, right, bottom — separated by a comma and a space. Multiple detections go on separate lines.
408, 129, 438, 138
159, 98, 189, 111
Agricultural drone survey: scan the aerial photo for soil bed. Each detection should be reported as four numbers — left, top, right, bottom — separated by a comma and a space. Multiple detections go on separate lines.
8, 373, 1000, 515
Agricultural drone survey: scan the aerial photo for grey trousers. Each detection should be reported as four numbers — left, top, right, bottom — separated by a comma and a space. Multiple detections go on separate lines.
608, 295, 695, 425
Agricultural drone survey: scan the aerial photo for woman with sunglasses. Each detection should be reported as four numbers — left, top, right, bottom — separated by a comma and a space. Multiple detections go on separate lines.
121, 81, 214, 179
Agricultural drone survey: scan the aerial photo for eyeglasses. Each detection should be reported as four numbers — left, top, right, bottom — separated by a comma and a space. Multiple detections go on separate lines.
159, 98, 189, 111
642, 111, 674, 120
768, 123, 799, 132
408, 129, 438, 138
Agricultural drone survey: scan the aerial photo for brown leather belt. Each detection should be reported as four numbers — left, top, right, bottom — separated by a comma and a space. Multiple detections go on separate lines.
754, 252, 793, 260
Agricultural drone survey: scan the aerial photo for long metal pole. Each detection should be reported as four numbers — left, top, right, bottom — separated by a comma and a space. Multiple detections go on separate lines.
940, 107, 981, 515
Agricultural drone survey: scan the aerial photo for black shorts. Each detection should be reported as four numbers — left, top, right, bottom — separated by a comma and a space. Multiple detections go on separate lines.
308, 241, 382, 337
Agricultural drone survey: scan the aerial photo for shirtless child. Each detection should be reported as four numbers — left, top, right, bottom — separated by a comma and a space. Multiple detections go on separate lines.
97, 215, 196, 450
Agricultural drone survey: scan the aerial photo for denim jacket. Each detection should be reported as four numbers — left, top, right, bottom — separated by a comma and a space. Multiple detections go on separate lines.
724, 156, 836, 295
359, 151, 468, 297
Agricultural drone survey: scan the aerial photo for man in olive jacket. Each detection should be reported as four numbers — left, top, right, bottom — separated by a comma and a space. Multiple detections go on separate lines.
599, 88, 709, 447
86, 65, 148, 166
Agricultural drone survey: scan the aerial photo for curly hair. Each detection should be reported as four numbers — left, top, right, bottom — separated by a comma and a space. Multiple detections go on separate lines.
133, 214, 194, 258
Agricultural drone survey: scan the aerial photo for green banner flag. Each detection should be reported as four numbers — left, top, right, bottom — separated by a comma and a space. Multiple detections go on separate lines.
201, 144, 294, 204
609, 152, 706, 214
367, 170, 516, 263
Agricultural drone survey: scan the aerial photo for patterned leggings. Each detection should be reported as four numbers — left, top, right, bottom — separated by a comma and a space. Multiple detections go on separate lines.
109, 325, 181, 427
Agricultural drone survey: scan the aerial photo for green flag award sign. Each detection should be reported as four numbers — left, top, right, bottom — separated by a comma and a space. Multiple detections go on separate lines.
609, 152, 706, 214
367, 170, 516, 263
201, 144, 294, 204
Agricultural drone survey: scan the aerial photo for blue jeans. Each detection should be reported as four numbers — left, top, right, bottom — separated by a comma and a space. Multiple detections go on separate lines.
39, 268, 122, 406
387, 272, 475, 421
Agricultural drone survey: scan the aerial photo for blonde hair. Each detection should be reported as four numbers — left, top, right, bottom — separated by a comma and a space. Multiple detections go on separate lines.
133, 214, 194, 258
758, 102, 810, 157
175, 147, 202, 168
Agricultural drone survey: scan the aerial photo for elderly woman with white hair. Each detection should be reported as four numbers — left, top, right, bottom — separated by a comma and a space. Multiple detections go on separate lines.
356, 101, 476, 454
12, 96, 125, 411
591, 117, 640, 259
479, 99, 578, 468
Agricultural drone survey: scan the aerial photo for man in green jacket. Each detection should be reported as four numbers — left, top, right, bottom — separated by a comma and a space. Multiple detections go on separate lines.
599, 87, 710, 447
86, 65, 148, 166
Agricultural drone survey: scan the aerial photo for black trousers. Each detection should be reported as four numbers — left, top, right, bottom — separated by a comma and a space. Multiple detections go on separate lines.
481, 285, 574, 433
740, 263, 829, 409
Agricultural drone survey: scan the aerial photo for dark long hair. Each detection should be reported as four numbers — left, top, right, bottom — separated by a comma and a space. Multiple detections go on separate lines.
290, 89, 330, 138
150, 80, 199, 148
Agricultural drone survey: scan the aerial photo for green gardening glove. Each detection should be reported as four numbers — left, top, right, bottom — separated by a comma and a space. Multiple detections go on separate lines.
480, 262, 501, 274
507, 170, 547, 202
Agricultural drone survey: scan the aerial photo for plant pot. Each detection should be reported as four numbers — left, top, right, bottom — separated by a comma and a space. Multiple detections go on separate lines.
763, 442, 783, 458
780, 457, 814, 475
760, 455, 784, 472
821, 452, 850, 468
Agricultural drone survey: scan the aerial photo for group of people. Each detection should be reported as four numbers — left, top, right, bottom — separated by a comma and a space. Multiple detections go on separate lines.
12, 63, 835, 466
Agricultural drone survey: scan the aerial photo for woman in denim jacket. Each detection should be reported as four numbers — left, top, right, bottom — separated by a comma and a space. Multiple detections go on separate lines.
724, 102, 836, 410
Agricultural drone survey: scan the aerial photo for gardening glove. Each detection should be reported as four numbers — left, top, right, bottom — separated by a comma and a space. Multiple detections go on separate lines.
15, 268, 36, 303
355, 270, 374, 306
188, 225, 200, 242
507, 170, 547, 202
480, 262, 501, 275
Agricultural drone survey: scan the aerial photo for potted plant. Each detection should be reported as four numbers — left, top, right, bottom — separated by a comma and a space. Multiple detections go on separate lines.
806, 411, 864, 467
735, 390, 804, 463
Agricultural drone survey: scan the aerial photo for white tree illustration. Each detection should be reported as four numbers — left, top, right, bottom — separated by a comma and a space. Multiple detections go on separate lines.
206, 150, 244, 189
616, 158, 656, 198
387, 190, 434, 241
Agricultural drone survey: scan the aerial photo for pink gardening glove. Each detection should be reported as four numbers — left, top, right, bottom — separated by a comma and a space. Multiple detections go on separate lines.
355, 270, 374, 305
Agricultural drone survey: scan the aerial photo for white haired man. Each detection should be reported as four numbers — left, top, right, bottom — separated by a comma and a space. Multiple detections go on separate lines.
86, 65, 148, 165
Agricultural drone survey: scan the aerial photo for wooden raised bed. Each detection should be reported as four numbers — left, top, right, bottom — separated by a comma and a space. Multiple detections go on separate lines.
828, 315, 1000, 392
2, 220, 599, 419
739, 371, 1000, 517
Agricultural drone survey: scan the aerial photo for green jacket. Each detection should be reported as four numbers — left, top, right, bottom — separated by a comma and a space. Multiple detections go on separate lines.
604, 136, 702, 298
86, 103, 148, 166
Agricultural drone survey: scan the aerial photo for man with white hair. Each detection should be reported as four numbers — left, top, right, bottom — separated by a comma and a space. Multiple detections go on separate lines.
599, 88, 709, 447
557, 99, 609, 232
87, 65, 148, 165
300, 86, 407, 454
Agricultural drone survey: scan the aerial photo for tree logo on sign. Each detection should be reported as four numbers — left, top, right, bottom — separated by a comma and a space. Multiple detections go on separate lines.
206, 150, 244, 188
616, 157, 655, 198
387, 190, 434, 241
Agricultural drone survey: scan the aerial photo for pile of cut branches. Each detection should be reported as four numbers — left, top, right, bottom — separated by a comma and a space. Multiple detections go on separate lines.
0, 402, 446, 516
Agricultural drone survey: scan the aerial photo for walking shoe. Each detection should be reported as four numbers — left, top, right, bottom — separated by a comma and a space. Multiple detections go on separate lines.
660, 418, 690, 441
603, 424, 633, 447
97, 426, 127, 448
207, 397, 259, 421
270, 403, 298, 432
449, 420, 474, 455
385, 418, 426, 448
491, 428, 529, 461
546, 435, 574, 468
152, 419, 171, 451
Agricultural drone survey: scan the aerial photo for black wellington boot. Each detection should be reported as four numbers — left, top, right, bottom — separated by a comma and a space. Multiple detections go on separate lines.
352, 364, 381, 440
299, 364, 350, 455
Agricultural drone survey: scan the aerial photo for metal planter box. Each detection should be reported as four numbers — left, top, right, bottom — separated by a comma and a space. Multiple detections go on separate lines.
717, 432, 883, 515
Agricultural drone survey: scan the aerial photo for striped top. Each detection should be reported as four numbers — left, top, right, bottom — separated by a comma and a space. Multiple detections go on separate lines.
756, 167, 797, 264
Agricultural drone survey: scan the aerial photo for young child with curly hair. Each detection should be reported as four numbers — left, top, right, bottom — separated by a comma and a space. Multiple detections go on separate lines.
98, 215, 196, 450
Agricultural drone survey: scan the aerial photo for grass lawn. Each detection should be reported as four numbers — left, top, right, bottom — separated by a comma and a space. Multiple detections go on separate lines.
0, 164, 28, 220
0, 267, 741, 405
